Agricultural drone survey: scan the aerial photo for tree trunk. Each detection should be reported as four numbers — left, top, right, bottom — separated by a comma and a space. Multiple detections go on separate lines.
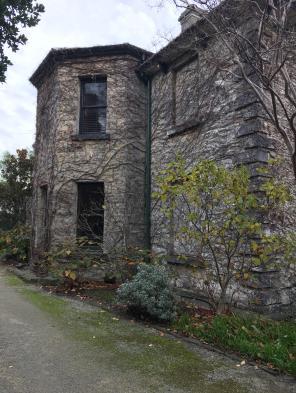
216, 288, 228, 314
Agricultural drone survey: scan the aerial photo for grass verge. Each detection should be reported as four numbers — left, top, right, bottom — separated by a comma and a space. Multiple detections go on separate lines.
172, 313, 296, 376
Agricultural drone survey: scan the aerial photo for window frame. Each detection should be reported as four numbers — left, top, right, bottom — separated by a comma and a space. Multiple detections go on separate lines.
79, 75, 107, 135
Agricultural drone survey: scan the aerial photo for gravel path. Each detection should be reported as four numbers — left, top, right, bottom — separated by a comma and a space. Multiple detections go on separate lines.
0, 268, 294, 393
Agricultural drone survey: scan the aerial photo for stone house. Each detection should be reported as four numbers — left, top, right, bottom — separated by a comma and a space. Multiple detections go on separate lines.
30, 3, 295, 316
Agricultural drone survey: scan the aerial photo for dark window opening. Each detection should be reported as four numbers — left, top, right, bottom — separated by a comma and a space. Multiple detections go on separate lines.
40, 185, 49, 247
77, 182, 104, 241
79, 76, 107, 134
40, 185, 48, 227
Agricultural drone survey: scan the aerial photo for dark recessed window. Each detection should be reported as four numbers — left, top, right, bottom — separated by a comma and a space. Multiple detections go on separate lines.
40, 185, 49, 247
79, 76, 107, 134
77, 182, 104, 241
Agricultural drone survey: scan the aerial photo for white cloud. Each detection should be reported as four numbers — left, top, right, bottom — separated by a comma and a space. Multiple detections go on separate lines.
0, 0, 181, 157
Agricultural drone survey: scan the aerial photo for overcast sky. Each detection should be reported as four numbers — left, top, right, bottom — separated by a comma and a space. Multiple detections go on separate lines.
0, 0, 181, 157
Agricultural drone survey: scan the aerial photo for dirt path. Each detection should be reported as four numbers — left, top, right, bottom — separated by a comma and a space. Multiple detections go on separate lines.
0, 268, 294, 393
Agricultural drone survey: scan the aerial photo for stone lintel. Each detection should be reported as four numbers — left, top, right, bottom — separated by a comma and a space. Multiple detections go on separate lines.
167, 119, 203, 138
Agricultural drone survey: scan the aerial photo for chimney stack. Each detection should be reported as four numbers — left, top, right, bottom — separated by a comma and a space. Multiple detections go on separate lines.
178, 4, 207, 32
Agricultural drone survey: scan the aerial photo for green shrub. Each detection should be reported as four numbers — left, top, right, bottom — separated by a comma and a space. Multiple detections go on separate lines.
117, 263, 176, 322
155, 158, 292, 313
0, 225, 30, 263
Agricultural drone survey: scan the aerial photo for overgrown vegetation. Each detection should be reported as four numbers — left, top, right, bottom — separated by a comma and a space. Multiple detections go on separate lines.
40, 238, 146, 287
156, 158, 293, 313
0, 225, 30, 263
117, 263, 177, 322
173, 312, 296, 376
39, 238, 101, 283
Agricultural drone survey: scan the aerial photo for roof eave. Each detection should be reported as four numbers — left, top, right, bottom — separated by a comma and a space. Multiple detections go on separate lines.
30, 43, 153, 88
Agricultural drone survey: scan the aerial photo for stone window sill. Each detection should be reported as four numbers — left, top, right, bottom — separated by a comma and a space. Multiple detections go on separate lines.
167, 119, 203, 138
167, 255, 205, 268
71, 133, 110, 141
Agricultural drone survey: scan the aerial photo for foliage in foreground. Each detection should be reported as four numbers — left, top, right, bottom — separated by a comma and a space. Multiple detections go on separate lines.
0, 225, 30, 263
156, 158, 292, 313
117, 263, 177, 322
0, 0, 45, 82
0, 149, 34, 230
173, 313, 296, 376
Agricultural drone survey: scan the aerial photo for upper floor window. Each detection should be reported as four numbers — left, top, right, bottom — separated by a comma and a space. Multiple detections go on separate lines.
79, 76, 107, 134
172, 58, 199, 127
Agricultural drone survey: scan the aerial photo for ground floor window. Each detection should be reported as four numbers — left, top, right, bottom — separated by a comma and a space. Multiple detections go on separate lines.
77, 182, 104, 241
39, 185, 49, 247
40, 185, 48, 227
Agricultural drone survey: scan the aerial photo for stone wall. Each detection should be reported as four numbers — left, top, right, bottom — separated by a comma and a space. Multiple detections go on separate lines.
31, 54, 147, 257
149, 32, 296, 317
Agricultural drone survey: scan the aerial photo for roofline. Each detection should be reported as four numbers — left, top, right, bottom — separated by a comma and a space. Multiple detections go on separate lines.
138, 23, 204, 77
30, 43, 153, 88
138, 1, 234, 76
139, 0, 296, 77
138, 12, 208, 77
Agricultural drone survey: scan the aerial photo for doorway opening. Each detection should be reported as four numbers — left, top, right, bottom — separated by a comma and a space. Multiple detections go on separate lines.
77, 182, 104, 242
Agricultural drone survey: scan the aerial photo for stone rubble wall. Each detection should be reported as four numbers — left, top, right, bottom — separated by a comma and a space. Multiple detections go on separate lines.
31, 55, 146, 258
150, 35, 296, 317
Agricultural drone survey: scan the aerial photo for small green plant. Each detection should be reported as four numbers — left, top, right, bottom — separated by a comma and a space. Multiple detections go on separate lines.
117, 263, 176, 322
0, 225, 30, 263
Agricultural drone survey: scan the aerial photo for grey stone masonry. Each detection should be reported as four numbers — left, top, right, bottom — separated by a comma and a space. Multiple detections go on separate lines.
138, 4, 296, 317
30, 45, 150, 258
